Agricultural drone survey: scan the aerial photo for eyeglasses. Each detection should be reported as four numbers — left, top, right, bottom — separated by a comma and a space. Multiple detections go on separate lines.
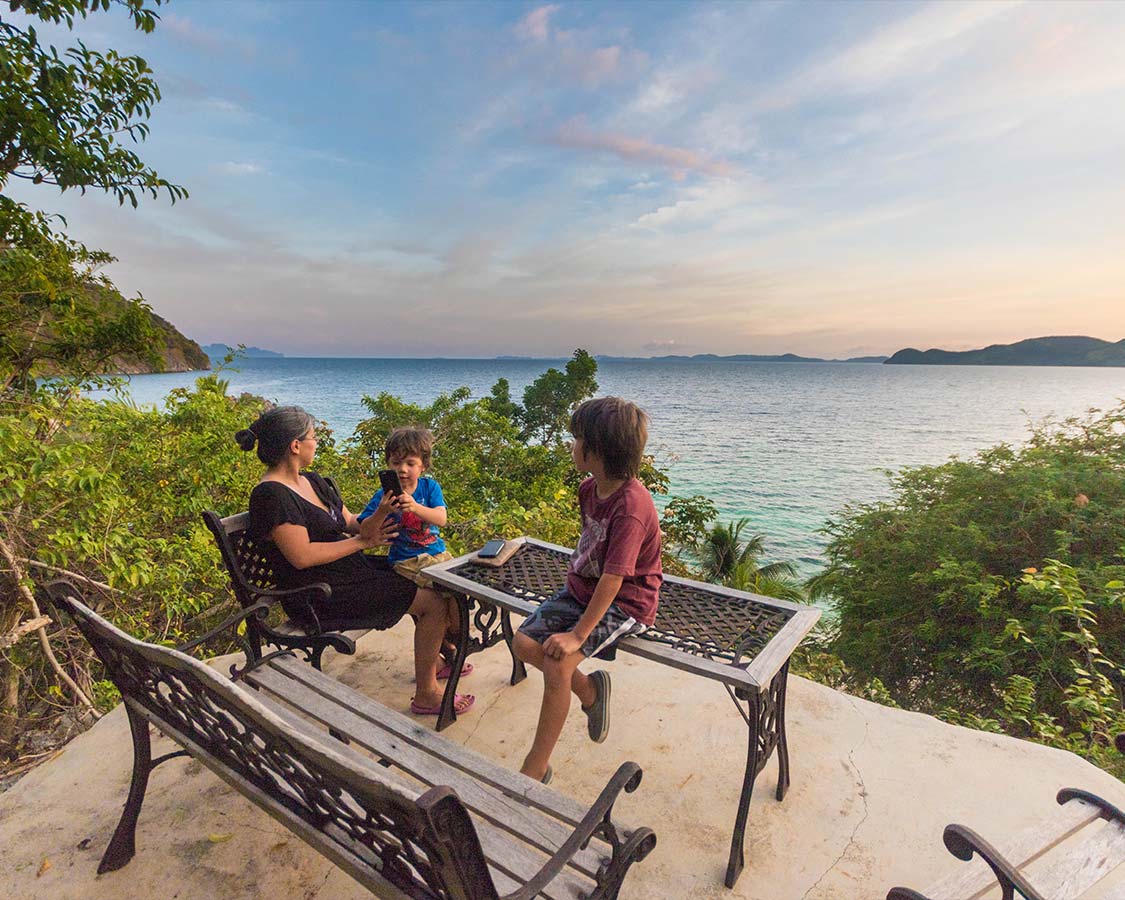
298, 433, 318, 444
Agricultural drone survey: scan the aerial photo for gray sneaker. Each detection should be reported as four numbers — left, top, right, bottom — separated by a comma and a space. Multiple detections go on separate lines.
583, 670, 611, 743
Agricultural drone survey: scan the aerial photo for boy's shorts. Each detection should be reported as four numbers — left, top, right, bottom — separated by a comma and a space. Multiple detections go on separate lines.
518, 589, 648, 661
393, 550, 454, 589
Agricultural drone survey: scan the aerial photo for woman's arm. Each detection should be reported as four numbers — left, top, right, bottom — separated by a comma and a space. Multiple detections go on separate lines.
270, 522, 378, 570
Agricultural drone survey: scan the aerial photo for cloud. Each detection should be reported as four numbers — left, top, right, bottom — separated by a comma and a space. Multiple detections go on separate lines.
548, 119, 733, 179
511, 5, 635, 86
162, 13, 255, 60
764, 1, 1023, 109
643, 339, 681, 352
214, 161, 265, 176
516, 5, 559, 42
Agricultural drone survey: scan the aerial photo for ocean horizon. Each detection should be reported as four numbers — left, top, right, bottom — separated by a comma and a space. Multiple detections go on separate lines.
95, 357, 1125, 576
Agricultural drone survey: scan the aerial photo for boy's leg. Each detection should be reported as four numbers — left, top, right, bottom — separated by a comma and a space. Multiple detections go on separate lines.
396, 555, 465, 677
514, 631, 596, 707
519, 646, 585, 781
408, 587, 452, 708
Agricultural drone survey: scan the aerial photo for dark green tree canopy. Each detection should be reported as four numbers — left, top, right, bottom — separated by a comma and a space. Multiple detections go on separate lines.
1, 0, 186, 206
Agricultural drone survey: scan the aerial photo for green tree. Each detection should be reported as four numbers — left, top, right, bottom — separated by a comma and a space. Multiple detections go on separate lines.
700, 518, 806, 601
0, 0, 185, 750
0, 0, 187, 391
516, 349, 598, 444
1, 0, 186, 205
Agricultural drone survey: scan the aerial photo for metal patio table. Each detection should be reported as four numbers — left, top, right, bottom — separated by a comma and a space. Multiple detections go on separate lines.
427, 537, 821, 888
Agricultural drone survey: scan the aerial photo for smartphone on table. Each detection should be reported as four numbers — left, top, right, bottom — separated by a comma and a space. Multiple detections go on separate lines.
479, 539, 506, 558
378, 469, 403, 497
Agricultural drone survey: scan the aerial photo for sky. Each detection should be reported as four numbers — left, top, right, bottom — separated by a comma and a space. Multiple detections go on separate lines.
7, 0, 1125, 358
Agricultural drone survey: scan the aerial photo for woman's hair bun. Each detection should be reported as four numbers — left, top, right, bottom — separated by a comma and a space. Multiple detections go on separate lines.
234, 428, 258, 452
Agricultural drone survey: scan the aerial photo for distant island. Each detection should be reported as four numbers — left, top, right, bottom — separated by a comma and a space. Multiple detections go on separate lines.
885, 336, 1125, 367
201, 344, 285, 360
595, 353, 888, 364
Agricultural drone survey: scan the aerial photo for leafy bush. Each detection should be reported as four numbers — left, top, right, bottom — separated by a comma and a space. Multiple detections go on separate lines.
810, 406, 1125, 772
0, 374, 267, 747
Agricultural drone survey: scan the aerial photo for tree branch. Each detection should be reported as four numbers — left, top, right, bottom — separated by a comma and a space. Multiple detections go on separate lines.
0, 534, 100, 718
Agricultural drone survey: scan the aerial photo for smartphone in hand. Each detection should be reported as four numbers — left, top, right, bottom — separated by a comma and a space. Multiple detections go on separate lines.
378, 469, 403, 497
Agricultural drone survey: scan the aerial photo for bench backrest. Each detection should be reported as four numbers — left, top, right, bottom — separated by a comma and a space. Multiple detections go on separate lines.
202, 509, 279, 610
44, 580, 501, 900
203, 476, 344, 611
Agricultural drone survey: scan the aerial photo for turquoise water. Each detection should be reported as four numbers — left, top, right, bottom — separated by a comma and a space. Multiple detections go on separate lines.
100, 358, 1125, 574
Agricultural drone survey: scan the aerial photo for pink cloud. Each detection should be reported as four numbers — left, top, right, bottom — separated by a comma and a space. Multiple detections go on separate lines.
548, 120, 734, 178
516, 5, 559, 42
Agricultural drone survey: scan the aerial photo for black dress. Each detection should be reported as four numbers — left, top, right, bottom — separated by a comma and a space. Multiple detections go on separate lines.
247, 471, 415, 630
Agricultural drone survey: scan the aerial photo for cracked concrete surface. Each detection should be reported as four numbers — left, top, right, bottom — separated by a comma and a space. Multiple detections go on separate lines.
801, 705, 870, 900
4, 619, 1125, 900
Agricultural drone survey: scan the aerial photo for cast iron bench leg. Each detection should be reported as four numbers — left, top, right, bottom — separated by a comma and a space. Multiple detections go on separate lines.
99, 704, 152, 873
99, 705, 192, 873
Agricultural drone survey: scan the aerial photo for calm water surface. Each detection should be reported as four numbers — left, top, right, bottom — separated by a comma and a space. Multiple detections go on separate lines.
100, 359, 1125, 574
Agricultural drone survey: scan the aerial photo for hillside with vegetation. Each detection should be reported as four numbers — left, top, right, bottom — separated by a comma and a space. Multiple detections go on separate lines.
886, 335, 1125, 366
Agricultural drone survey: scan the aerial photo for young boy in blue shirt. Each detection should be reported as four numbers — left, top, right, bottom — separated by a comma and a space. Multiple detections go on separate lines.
512, 397, 663, 783
360, 426, 472, 703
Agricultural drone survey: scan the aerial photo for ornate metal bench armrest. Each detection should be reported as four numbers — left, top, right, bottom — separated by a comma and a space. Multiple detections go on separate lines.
885, 820, 1047, 900
176, 599, 274, 657
244, 582, 331, 633
502, 762, 657, 900
941, 823, 1045, 900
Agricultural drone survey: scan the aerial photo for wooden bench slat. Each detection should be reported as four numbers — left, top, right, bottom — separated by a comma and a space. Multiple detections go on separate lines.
246, 661, 607, 880
1027, 819, 1125, 900
926, 799, 1103, 900
267, 655, 602, 828
471, 818, 591, 900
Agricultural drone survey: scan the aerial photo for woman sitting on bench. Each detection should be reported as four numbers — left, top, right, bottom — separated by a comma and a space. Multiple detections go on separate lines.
235, 406, 474, 717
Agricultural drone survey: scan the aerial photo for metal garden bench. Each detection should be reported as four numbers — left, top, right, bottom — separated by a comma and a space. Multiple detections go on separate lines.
427, 537, 821, 888
886, 787, 1125, 900
44, 579, 657, 900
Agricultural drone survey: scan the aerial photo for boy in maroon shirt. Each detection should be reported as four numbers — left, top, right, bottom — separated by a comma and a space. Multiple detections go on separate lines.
513, 397, 662, 783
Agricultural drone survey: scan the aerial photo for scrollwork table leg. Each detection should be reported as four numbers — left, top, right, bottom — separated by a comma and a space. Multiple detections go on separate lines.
436, 593, 473, 732
501, 609, 527, 686
725, 690, 762, 889
775, 662, 791, 801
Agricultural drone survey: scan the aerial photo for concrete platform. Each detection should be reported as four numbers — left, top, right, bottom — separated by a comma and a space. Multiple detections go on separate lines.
3, 619, 1124, 899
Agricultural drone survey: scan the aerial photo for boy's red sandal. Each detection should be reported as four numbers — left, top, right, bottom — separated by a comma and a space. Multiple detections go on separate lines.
410, 693, 475, 716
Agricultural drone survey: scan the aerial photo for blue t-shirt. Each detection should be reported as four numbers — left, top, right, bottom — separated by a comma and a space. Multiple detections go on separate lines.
358, 476, 447, 564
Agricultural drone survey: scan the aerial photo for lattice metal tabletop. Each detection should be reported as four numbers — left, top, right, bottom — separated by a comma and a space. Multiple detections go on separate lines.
449, 542, 795, 669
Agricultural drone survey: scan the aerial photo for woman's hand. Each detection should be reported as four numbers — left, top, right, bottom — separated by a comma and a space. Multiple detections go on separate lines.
358, 514, 399, 546
358, 493, 399, 545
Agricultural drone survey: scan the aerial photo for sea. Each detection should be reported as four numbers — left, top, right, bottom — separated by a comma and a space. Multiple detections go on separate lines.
96, 358, 1125, 576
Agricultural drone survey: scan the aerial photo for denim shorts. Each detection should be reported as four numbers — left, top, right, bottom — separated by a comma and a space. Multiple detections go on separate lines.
518, 589, 647, 660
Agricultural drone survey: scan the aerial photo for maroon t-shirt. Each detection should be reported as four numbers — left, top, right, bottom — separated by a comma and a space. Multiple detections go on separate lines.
566, 477, 663, 626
